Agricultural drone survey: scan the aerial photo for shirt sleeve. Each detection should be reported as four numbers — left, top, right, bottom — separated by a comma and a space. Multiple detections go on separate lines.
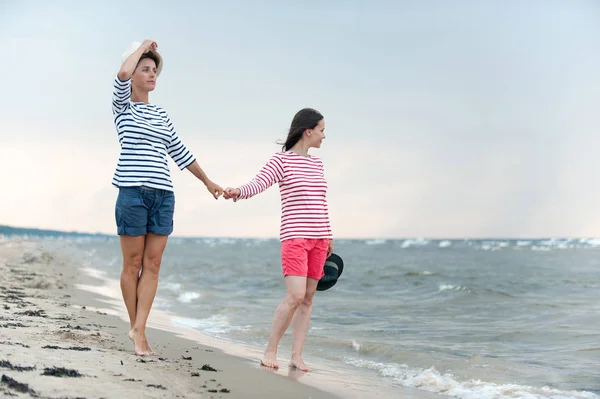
112, 75, 131, 115
236, 154, 285, 200
166, 116, 196, 170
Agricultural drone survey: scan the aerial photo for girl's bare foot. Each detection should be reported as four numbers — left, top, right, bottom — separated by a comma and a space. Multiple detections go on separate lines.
260, 351, 279, 369
289, 356, 310, 372
128, 328, 154, 356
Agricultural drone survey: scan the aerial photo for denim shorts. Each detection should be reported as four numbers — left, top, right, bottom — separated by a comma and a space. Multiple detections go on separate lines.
115, 186, 175, 236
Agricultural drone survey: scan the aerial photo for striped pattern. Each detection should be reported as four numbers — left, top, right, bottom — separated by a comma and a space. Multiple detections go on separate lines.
111, 76, 196, 191
237, 151, 333, 241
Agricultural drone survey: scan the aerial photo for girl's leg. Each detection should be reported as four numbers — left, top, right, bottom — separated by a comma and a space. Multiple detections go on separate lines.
290, 238, 329, 371
261, 276, 307, 369
290, 277, 319, 371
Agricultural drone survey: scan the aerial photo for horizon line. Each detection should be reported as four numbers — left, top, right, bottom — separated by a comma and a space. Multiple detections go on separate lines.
1, 224, 598, 241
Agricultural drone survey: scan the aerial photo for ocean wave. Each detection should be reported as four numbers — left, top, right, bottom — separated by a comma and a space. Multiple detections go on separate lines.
4, 233, 600, 252
391, 238, 600, 251
342, 358, 599, 399
405, 271, 439, 277
162, 282, 182, 292
172, 315, 250, 336
177, 291, 201, 303
365, 239, 387, 245
438, 284, 470, 293
401, 238, 430, 248
434, 284, 516, 298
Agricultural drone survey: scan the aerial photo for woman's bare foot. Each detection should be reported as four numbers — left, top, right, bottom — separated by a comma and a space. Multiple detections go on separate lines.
289, 356, 310, 372
260, 351, 279, 369
128, 328, 154, 356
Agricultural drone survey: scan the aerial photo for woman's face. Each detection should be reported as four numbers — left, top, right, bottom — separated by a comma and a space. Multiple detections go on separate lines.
307, 119, 326, 148
132, 58, 157, 93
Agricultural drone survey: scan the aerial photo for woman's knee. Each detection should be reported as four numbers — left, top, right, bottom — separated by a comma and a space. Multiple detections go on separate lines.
120, 235, 145, 275
123, 253, 143, 275
302, 292, 315, 307
142, 255, 162, 275
285, 290, 306, 308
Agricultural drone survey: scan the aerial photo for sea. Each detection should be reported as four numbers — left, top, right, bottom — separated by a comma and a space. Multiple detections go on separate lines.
2, 231, 599, 399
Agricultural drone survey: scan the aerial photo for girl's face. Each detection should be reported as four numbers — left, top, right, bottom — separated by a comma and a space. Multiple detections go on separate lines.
306, 119, 326, 148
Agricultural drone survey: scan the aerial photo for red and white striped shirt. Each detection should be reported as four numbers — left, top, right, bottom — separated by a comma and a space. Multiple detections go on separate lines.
236, 151, 333, 242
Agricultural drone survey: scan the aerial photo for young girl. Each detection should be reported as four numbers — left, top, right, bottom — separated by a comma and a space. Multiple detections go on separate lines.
223, 108, 333, 372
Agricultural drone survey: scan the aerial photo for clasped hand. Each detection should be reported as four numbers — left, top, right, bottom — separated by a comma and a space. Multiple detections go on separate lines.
222, 187, 240, 200
203, 181, 239, 200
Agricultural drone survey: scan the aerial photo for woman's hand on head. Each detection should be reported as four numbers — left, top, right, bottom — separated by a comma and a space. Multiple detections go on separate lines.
223, 188, 240, 200
118, 40, 158, 81
141, 40, 158, 53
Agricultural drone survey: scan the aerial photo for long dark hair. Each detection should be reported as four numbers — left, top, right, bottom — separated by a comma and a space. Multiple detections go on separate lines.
280, 108, 324, 151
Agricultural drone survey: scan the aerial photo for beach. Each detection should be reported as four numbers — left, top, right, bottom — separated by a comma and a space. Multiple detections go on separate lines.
1, 235, 598, 399
0, 239, 418, 399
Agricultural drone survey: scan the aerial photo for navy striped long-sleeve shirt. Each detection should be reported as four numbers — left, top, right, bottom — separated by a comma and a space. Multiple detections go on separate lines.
111, 75, 196, 191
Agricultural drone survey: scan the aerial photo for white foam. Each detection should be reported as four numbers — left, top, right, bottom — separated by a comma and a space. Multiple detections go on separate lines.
172, 315, 248, 335
438, 284, 468, 292
463, 238, 600, 251
81, 266, 107, 279
177, 291, 201, 303
163, 282, 182, 292
343, 358, 598, 399
401, 238, 430, 248
579, 238, 600, 247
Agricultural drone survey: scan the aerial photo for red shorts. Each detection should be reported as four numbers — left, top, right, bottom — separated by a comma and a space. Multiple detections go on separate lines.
281, 238, 330, 280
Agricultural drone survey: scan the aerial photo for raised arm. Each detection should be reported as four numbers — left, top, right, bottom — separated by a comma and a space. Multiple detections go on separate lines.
118, 40, 157, 81
112, 40, 156, 115
112, 75, 132, 115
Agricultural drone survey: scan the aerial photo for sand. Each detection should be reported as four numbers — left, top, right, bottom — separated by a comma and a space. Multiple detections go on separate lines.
0, 239, 426, 399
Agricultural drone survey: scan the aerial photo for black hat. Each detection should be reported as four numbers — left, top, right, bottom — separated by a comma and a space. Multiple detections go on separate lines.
317, 253, 344, 291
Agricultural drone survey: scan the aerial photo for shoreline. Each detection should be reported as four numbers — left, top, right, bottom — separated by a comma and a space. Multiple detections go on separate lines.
0, 239, 418, 398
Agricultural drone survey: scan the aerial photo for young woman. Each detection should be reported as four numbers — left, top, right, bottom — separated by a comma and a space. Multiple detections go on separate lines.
112, 40, 223, 356
223, 108, 333, 371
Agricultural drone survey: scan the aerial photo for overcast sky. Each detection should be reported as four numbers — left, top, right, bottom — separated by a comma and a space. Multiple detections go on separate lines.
1, 0, 599, 239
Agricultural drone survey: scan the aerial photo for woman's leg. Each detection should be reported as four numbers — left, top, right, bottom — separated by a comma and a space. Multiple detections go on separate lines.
129, 232, 168, 355
290, 277, 319, 371
116, 187, 148, 330
119, 235, 145, 329
290, 238, 329, 371
261, 276, 307, 369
